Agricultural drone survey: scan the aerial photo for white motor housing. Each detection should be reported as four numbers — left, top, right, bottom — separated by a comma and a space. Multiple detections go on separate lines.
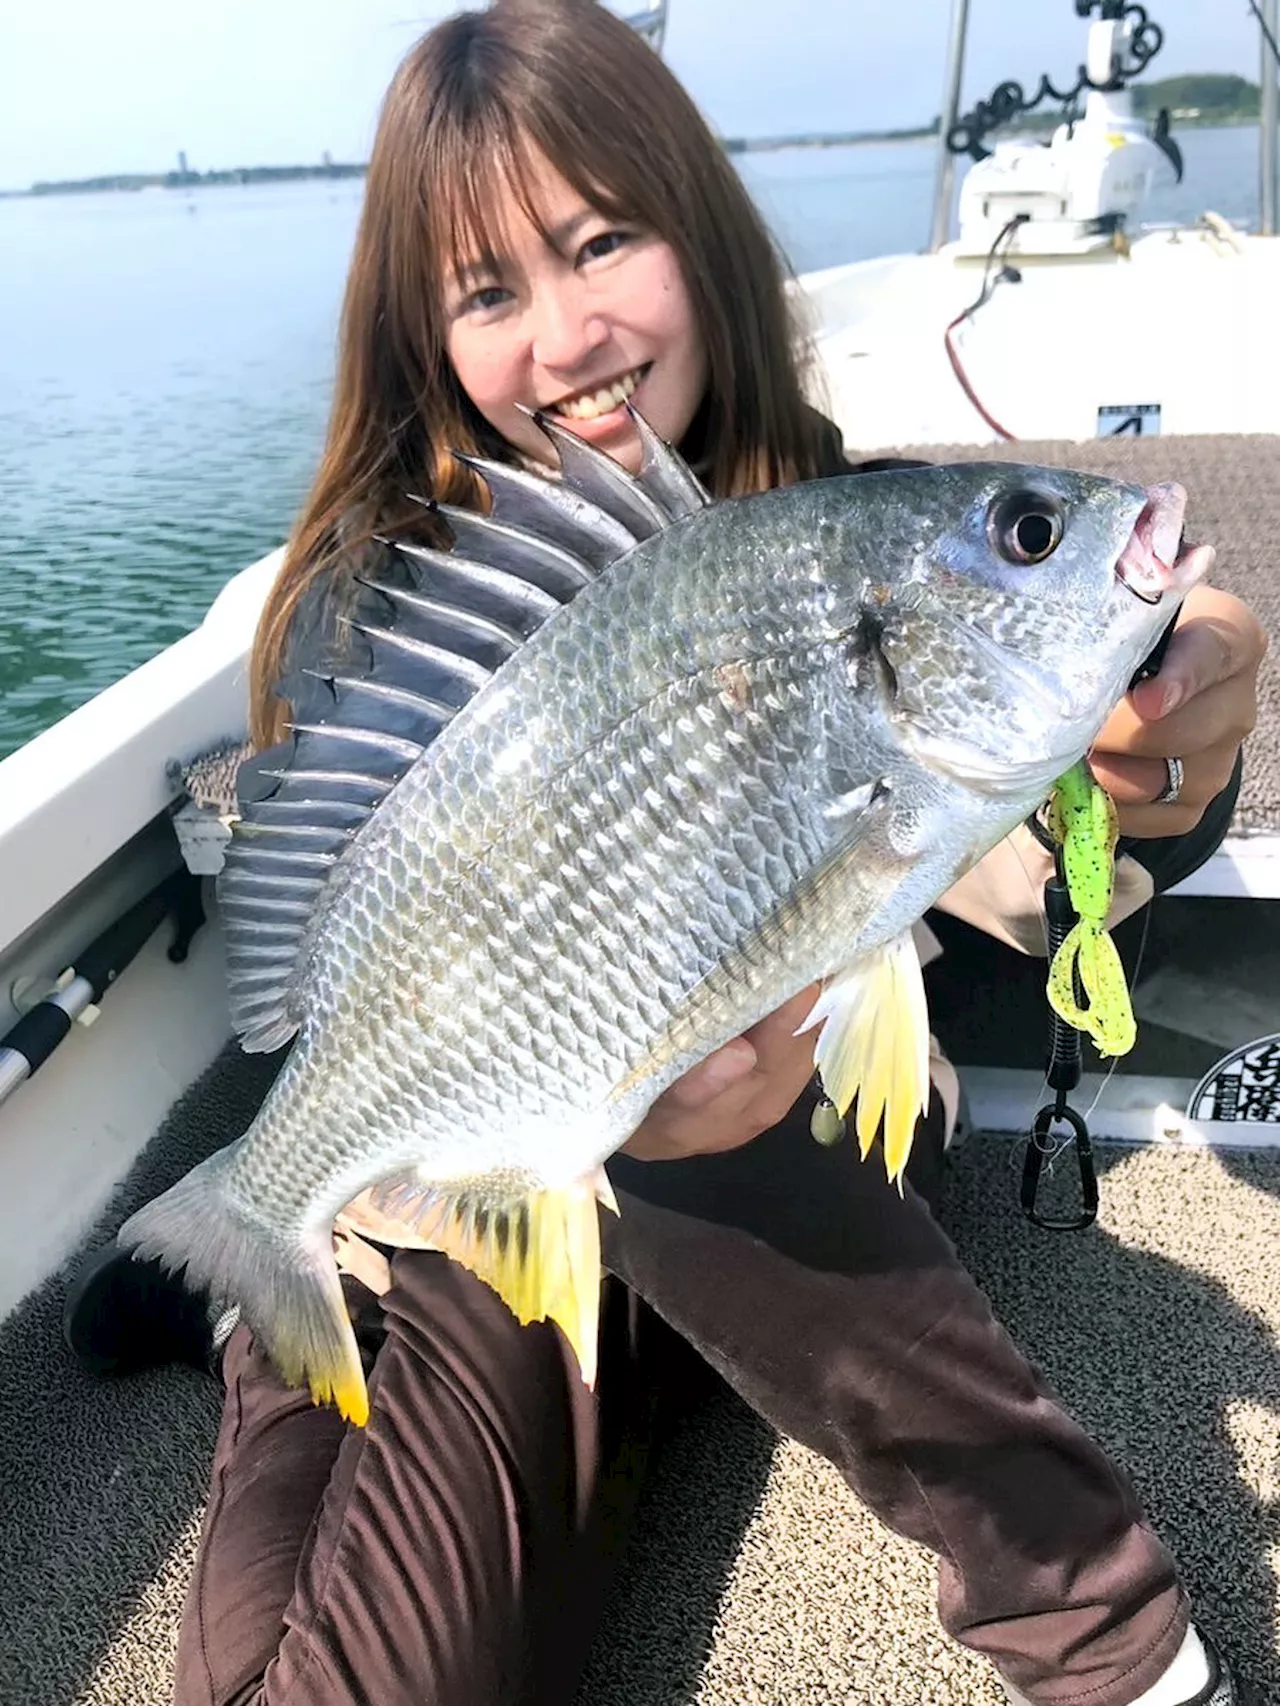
955, 14, 1178, 258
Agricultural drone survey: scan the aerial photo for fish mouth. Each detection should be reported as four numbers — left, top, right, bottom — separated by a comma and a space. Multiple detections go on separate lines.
543, 363, 651, 422
1114, 483, 1191, 603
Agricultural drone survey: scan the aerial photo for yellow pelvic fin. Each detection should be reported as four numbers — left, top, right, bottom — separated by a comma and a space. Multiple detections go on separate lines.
1046, 919, 1137, 1057
797, 933, 931, 1188
368, 1168, 606, 1387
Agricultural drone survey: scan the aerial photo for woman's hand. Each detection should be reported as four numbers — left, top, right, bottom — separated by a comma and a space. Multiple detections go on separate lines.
620, 984, 819, 1161
1088, 572, 1266, 839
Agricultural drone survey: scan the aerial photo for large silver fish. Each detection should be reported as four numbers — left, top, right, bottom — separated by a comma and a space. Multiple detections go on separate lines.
121, 414, 1200, 1423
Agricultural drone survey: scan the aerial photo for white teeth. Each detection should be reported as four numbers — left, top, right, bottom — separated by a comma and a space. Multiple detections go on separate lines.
553, 367, 644, 421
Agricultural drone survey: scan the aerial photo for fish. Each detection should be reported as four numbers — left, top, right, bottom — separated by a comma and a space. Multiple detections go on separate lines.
118, 413, 1202, 1424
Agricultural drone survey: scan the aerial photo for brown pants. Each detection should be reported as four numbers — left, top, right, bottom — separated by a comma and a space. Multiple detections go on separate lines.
175, 1093, 1187, 1706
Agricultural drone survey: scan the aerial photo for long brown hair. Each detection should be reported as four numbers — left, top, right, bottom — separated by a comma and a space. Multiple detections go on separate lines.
249, 0, 838, 746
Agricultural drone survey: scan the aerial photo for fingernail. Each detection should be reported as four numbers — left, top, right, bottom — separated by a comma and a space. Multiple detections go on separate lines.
1158, 680, 1184, 716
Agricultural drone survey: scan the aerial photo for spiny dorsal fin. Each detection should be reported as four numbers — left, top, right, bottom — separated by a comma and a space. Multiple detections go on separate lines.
419, 504, 598, 600
629, 403, 710, 518
520, 406, 672, 539
220, 410, 709, 1053
451, 450, 640, 568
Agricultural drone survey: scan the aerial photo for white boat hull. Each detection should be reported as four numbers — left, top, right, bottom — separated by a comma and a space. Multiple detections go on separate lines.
798, 226, 1280, 450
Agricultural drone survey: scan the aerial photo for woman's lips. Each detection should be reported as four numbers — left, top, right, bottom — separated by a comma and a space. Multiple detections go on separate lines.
540, 364, 653, 444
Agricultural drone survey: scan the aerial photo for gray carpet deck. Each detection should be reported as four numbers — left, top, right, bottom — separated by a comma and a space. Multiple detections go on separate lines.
882, 433, 1280, 835
4, 1052, 1279, 1705
1, 432, 1277, 1704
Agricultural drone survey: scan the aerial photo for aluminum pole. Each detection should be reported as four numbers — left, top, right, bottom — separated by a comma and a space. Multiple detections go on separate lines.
928, 0, 972, 252
1262, 0, 1279, 235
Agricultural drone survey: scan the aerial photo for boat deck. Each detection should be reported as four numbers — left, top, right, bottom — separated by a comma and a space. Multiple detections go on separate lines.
2, 1041, 1278, 1704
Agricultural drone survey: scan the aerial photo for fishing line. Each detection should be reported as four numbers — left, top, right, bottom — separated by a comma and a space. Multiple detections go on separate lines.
1009, 823, 1054, 958
1004, 821, 1054, 1178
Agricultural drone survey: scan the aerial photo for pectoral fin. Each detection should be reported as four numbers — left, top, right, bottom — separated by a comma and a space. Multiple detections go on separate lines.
366, 1168, 610, 1386
797, 933, 931, 1187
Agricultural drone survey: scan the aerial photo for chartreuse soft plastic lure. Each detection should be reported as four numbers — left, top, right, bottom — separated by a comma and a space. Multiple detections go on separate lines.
1043, 759, 1136, 1056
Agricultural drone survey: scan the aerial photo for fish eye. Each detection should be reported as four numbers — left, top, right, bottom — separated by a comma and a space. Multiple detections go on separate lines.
988, 491, 1065, 566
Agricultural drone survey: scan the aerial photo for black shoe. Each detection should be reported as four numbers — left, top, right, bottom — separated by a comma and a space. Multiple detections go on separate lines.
63, 1240, 235, 1378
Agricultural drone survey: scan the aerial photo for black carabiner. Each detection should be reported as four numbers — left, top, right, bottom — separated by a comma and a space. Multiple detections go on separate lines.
1021, 1099, 1099, 1231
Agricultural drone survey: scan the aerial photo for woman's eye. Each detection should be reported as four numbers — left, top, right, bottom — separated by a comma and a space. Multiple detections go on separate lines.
461, 284, 511, 315
579, 229, 631, 264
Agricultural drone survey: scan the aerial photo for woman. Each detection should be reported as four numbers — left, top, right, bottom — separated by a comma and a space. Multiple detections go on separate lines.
69, 3, 1265, 1703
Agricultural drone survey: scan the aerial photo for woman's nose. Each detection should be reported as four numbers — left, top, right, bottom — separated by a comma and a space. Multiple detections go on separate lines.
529, 282, 608, 371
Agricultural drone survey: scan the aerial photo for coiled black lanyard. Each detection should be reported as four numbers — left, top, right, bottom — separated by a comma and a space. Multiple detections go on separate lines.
1021, 853, 1100, 1231
1020, 611, 1180, 1231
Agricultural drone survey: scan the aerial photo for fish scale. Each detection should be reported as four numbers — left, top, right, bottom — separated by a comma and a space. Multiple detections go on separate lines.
251, 635, 871, 1207
120, 416, 1199, 1422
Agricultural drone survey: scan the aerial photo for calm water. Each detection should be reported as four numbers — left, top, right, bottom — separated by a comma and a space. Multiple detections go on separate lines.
0, 124, 1264, 755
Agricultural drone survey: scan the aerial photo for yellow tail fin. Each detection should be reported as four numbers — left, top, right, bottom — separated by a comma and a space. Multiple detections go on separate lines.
117, 1146, 370, 1427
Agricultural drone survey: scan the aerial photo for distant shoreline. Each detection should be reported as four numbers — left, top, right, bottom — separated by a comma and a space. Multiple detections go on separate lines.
0, 140, 936, 198
2, 103, 1263, 198
0, 162, 369, 200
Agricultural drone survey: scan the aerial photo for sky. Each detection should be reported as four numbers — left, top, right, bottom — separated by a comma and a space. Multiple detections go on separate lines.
0, 0, 1268, 191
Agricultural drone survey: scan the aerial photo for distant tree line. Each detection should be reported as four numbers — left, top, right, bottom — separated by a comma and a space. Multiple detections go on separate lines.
28, 162, 366, 197
1131, 73, 1259, 122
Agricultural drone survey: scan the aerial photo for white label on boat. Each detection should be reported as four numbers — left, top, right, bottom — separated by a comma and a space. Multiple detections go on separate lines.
172, 799, 233, 876
1097, 403, 1162, 437
1187, 1034, 1280, 1125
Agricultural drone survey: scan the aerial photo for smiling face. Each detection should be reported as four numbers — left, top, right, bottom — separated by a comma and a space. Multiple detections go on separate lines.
443, 147, 709, 474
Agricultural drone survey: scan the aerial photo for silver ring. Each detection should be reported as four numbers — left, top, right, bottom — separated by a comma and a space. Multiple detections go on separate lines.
1154, 754, 1184, 805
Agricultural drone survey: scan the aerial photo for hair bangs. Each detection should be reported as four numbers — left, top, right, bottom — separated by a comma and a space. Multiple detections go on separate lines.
426, 107, 577, 314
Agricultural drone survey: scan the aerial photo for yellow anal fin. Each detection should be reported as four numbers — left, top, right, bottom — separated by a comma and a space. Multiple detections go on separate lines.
367, 1168, 609, 1387
1047, 919, 1136, 1057
797, 933, 931, 1188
